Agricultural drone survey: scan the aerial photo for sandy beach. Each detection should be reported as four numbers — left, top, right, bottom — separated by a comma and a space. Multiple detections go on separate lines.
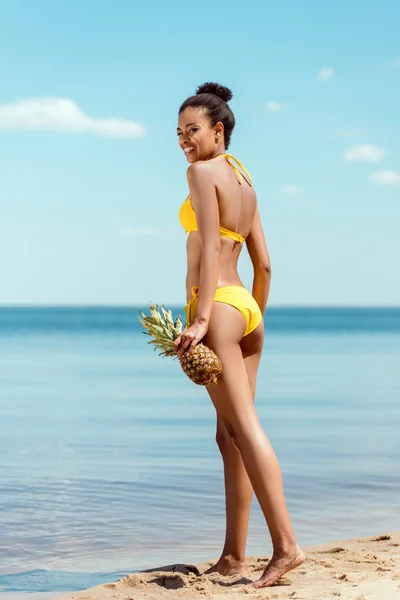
56, 531, 400, 600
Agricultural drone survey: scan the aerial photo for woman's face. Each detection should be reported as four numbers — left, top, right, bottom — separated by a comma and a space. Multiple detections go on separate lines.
177, 107, 224, 163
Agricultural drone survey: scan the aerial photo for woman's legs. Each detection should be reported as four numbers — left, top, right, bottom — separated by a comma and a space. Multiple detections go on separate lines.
204, 415, 253, 575
202, 302, 304, 587
205, 329, 263, 575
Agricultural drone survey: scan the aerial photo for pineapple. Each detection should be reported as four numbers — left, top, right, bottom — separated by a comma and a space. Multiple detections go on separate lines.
138, 304, 222, 386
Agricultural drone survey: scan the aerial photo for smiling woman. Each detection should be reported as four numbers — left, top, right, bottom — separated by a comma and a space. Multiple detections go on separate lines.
171, 82, 305, 588
177, 82, 235, 157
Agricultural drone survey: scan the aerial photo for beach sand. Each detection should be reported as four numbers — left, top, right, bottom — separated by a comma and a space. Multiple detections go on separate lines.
57, 531, 400, 600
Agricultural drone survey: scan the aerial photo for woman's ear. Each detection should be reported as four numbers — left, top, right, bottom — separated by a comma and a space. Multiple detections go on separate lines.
214, 122, 224, 143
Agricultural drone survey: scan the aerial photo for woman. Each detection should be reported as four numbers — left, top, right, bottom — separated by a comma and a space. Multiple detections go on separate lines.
173, 82, 304, 589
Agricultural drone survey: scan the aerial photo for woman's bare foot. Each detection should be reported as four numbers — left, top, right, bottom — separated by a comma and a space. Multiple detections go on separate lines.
250, 546, 305, 588
204, 554, 247, 576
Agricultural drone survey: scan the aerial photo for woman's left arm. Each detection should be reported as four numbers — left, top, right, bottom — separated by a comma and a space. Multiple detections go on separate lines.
174, 162, 220, 356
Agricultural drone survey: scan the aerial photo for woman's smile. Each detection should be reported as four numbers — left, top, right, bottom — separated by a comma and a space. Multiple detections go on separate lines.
183, 146, 195, 156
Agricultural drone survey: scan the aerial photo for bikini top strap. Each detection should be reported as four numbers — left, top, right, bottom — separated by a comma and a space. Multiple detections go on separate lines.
224, 154, 253, 187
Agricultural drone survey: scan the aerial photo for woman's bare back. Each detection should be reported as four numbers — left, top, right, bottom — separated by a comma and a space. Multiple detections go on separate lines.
185, 156, 257, 298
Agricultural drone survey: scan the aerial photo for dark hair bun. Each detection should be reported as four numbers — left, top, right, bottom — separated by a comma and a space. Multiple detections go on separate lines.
196, 82, 233, 102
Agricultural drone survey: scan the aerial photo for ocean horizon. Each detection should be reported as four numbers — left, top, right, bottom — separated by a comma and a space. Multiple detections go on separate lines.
1, 306, 399, 598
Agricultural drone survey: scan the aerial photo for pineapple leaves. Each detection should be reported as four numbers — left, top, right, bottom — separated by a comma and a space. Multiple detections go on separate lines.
138, 304, 184, 357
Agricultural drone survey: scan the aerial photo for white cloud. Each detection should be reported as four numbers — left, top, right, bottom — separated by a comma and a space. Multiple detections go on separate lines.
317, 67, 335, 82
370, 171, 400, 186
266, 101, 286, 112
0, 98, 145, 138
119, 226, 162, 237
344, 144, 386, 164
392, 57, 400, 68
282, 184, 299, 195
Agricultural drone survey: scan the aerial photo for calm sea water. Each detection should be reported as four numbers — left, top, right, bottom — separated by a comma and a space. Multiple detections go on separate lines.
0, 307, 399, 598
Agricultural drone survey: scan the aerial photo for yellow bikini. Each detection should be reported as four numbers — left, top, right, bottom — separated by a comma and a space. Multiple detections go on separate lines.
178, 154, 251, 244
184, 285, 262, 336
179, 153, 263, 337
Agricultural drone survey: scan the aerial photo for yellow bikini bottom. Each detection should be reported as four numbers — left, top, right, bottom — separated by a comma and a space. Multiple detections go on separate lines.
184, 285, 263, 337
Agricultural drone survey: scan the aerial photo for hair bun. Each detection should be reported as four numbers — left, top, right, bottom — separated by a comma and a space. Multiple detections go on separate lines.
196, 82, 233, 102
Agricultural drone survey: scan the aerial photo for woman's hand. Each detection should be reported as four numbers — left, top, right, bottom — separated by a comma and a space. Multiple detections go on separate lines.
174, 319, 208, 358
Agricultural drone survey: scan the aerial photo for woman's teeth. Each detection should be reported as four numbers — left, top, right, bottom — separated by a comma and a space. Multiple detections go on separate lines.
184, 147, 195, 155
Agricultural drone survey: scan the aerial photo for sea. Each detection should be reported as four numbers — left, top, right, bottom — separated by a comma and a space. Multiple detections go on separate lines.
0, 306, 399, 599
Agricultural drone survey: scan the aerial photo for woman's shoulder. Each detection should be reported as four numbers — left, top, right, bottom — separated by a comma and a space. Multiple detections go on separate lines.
186, 159, 217, 183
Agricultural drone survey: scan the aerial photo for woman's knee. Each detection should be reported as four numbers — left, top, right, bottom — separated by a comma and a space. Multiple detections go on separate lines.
216, 422, 239, 454
224, 414, 262, 451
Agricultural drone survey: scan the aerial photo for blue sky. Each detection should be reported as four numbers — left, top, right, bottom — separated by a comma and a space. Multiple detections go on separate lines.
0, 0, 399, 306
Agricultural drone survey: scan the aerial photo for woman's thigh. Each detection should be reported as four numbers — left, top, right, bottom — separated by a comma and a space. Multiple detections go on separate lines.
203, 303, 261, 434
215, 321, 264, 441
241, 321, 264, 398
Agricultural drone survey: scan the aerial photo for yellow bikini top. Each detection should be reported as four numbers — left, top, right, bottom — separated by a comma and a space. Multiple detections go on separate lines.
178, 153, 253, 244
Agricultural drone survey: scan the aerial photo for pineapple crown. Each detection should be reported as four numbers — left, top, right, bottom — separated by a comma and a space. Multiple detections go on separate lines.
138, 304, 184, 358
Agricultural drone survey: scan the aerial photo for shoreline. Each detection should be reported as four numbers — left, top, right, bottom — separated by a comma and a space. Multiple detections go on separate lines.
43, 530, 398, 600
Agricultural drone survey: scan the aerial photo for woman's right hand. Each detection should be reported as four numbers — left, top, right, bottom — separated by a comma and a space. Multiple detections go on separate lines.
174, 320, 208, 358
